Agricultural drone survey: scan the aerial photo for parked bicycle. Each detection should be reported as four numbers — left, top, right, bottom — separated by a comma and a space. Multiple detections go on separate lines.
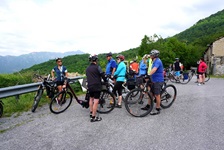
0, 99, 3, 117
49, 78, 116, 114
166, 70, 190, 84
32, 74, 58, 112
124, 75, 177, 117
188, 68, 210, 82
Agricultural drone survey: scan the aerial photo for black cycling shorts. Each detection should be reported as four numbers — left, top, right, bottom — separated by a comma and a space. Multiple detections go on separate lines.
56, 81, 64, 86
89, 91, 101, 99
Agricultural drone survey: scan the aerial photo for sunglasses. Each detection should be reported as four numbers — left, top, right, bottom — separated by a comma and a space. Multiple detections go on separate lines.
57, 60, 62, 62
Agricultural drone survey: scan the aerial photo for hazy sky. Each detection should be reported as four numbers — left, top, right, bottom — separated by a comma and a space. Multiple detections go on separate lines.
0, 0, 224, 56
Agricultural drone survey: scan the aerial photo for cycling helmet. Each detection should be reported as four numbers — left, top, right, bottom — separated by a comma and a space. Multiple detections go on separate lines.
106, 52, 112, 57
116, 54, 125, 61
149, 49, 160, 57
89, 54, 98, 62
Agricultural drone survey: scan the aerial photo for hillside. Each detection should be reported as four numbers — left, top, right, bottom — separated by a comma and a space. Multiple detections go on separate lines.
174, 9, 224, 48
0, 50, 84, 74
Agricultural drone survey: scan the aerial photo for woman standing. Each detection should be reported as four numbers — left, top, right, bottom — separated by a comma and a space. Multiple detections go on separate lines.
198, 57, 207, 86
112, 54, 126, 108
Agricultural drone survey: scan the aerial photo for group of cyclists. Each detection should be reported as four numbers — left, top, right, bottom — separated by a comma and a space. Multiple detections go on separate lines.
51, 49, 165, 122
51, 49, 207, 122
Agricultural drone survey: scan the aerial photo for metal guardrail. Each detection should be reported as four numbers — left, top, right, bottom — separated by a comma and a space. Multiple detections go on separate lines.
0, 76, 84, 99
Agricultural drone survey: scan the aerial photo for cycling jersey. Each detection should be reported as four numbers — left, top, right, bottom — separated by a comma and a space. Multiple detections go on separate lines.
52, 66, 67, 81
151, 58, 164, 82
114, 61, 126, 82
86, 63, 104, 92
106, 58, 117, 75
198, 61, 207, 73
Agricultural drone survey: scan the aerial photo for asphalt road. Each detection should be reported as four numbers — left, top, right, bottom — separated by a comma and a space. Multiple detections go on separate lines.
0, 77, 224, 150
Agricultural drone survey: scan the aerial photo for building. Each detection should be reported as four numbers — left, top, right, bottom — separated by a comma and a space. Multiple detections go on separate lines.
204, 37, 224, 75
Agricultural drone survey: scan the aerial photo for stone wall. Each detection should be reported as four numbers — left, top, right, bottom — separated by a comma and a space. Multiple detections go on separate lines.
212, 56, 224, 75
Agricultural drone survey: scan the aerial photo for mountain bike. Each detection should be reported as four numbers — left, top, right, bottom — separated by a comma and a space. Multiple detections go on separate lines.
166, 70, 190, 84
49, 78, 115, 114
124, 75, 177, 117
0, 100, 3, 117
31, 74, 58, 112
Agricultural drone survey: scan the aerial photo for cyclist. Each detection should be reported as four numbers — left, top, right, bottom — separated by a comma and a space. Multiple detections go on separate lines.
51, 58, 68, 103
129, 59, 139, 75
105, 52, 117, 77
86, 54, 106, 122
197, 57, 207, 86
136, 54, 148, 88
112, 54, 126, 108
141, 49, 164, 115
173, 58, 181, 77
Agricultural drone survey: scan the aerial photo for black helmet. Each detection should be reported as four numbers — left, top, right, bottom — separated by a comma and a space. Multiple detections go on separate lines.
116, 54, 125, 61
106, 52, 112, 57
149, 49, 160, 57
89, 54, 98, 62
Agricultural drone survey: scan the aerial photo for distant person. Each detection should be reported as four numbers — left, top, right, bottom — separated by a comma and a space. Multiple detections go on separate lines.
173, 58, 181, 77
86, 55, 106, 122
105, 52, 117, 77
129, 59, 139, 75
112, 54, 126, 108
51, 58, 68, 103
197, 57, 207, 86
139, 54, 148, 76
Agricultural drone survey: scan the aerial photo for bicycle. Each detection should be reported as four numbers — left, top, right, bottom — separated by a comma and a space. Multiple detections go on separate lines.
0, 99, 3, 117
188, 68, 210, 82
166, 70, 190, 84
49, 78, 116, 114
32, 74, 58, 112
124, 75, 177, 117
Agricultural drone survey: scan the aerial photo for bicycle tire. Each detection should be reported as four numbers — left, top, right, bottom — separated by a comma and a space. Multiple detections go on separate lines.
179, 73, 190, 84
0, 103, 3, 118
124, 88, 153, 117
205, 73, 210, 82
169, 74, 176, 83
160, 84, 177, 109
97, 90, 115, 114
50, 91, 72, 114
31, 88, 44, 112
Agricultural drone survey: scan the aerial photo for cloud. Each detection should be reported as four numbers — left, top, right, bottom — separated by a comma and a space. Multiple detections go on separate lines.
0, 0, 224, 56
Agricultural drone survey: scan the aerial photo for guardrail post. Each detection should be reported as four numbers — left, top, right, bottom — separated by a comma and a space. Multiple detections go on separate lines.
15, 95, 20, 102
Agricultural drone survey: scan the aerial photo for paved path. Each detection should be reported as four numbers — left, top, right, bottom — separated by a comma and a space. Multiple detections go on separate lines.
0, 77, 224, 150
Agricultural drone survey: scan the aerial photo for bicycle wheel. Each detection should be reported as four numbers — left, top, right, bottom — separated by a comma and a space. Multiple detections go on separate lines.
179, 73, 190, 84
50, 91, 72, 114
97, 90, 115, 114
160, 84, 177, 109
124, 88, 153, 117
205, 73, 210, 82
169, 74, 176, 83
31, 88, 43, 112
0, 102, 3, 118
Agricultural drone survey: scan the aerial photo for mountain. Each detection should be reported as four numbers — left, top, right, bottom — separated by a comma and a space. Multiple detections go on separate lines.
0, 50, 84, 74
174, 9, 224, 47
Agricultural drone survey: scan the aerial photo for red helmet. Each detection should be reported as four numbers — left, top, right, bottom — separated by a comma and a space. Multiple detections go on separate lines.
116, 54, 125, 61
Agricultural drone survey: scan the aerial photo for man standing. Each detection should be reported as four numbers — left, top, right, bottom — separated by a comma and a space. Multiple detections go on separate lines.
173, 58, 181, 77
141, 49, 164, 115
105, 52, 117, 77
86, 55, 105, 122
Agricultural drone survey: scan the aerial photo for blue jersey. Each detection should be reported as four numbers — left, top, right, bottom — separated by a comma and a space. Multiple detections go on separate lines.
52, 66, 67, 81
138, 60, 147, 76
114, 61, 126, 82
151, 58, 164, 82
106, 58, 117, 75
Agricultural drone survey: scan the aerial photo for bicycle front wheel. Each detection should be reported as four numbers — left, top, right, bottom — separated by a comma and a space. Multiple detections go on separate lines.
160, 84, 177, 109
0, 102, 3, 118
50, 91, 72, 114
124, 88, 153, 117
179, 73, 190, 84
31, 88, 43, 112
97, 90, 115, 114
